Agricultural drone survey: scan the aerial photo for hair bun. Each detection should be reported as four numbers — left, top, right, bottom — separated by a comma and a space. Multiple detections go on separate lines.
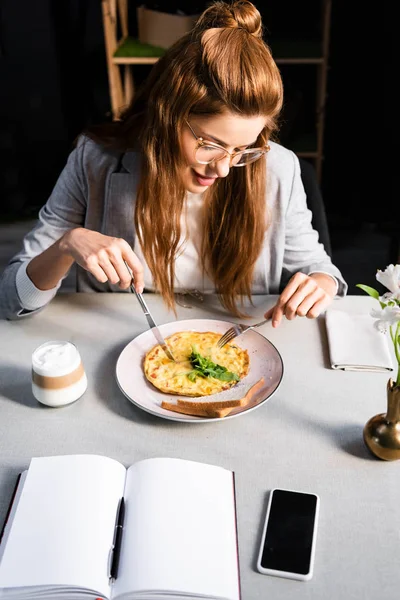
194, 1, 262, 38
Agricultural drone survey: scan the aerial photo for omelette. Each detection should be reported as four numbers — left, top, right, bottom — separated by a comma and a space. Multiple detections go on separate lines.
144, 331, 250, 396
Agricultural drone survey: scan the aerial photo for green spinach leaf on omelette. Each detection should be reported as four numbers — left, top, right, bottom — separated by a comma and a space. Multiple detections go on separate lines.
186, 346, 240, 382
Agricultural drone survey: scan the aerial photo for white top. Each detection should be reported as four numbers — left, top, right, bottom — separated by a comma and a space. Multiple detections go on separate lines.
134, 192, 215, 293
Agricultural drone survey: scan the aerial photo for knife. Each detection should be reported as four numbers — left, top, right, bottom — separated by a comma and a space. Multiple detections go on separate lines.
124, 262, 176, 362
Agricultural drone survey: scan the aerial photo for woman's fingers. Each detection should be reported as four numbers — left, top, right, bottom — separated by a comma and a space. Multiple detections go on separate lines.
265, 274, 307, 325
282, 276, 320, 319
113, 247, 145, 292
97, 241, 145, 292
85, 257, 110, 284
63, 229, 144, 291
97, 249, 124, 285
264, 273, 333, 326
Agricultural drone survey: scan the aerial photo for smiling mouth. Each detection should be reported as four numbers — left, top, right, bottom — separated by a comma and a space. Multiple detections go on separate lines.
192, 170, 218, 183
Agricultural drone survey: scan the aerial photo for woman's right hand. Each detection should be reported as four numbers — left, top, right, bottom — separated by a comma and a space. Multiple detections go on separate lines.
60, 228, 144, 292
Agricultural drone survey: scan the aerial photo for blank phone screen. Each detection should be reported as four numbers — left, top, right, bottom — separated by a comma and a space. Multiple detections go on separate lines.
260, 489, 318, 575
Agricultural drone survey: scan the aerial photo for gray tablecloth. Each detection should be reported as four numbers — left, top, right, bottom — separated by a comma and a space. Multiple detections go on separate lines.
0, 293, 399, 599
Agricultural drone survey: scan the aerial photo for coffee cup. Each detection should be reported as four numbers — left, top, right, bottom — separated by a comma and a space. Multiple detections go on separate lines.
32, 341, 87, 407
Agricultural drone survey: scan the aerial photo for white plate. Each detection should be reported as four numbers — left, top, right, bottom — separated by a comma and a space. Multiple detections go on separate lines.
116, 319, 284, 423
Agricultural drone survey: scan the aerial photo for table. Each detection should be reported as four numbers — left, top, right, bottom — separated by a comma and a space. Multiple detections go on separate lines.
0, 293, 399, 599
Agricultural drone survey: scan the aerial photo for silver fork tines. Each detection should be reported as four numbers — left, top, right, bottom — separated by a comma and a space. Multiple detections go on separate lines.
217, 318, 271, 349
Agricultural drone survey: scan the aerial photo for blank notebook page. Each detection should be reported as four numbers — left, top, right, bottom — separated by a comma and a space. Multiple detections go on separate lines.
0, 454, 126, 595
113, 457, 240, 600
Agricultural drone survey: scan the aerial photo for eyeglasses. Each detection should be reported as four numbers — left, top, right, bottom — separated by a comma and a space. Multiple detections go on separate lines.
186, 120, 270, 167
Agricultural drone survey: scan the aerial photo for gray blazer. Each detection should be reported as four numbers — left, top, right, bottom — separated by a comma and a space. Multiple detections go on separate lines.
0, 136, 347, 319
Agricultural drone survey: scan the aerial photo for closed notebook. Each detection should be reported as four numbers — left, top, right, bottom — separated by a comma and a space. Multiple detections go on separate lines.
325, 309, 394, 372
0, 454, 241, 600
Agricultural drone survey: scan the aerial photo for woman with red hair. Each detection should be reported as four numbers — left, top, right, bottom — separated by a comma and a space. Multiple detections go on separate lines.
0, 1, 346, 322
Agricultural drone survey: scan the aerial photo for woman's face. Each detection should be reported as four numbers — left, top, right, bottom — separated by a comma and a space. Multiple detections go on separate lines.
178, 111, 267, 193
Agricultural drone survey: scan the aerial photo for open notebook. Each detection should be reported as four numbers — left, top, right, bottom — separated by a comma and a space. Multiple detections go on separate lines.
0, 455, 240, 600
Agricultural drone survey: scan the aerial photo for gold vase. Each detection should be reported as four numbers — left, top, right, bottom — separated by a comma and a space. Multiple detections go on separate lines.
363, 379, 400, 460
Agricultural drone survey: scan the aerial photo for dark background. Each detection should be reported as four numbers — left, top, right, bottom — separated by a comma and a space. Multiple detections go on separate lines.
0, 1, 395, 290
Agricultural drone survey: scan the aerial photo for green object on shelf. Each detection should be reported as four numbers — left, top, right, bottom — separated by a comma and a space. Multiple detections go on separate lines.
114, 37, 165, 58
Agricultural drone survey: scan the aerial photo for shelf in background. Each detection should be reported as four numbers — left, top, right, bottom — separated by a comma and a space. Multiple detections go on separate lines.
112, 37, 326, 66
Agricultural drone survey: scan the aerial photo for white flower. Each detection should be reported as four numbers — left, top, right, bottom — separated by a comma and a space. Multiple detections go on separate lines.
371, 306, 400, 333
358, 264, 400, 385
380, 291, 400, 304
376, 264, 400, 294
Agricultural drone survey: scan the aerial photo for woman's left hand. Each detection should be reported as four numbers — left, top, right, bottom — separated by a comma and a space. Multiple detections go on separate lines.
264, 272, 337, 327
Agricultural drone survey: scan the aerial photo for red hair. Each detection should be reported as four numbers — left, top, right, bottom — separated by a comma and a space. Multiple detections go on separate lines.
87, 1, 283, 316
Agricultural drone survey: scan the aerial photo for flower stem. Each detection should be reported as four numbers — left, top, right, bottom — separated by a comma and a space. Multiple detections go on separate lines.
391, 321, 400, 386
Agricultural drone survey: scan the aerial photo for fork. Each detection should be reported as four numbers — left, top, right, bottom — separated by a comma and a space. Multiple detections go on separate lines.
216, 318, 271, 349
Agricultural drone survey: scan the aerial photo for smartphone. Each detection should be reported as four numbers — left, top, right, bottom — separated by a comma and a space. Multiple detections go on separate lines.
256, 488, 320, 581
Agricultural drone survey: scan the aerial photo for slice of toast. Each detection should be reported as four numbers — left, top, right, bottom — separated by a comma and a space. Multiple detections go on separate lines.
161, 377, 265, 418
176, 397, 245, 409
161, 401, 234, 418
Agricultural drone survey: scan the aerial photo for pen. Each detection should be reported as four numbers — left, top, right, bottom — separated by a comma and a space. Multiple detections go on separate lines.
0, 473, 21, 545
110, 497, 125, 581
